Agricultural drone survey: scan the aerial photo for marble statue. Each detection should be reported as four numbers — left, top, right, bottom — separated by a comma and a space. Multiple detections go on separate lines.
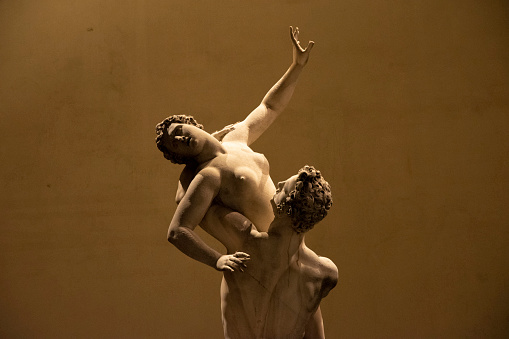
155, 27, 337, 338
155, 26, 314, 271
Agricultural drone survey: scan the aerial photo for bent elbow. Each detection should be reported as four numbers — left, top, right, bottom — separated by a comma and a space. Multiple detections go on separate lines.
167, 225, 193, 244
167, 228, 178, 243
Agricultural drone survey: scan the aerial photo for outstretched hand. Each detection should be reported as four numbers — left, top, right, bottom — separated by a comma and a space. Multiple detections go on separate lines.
216, 252, 250, 272
290, 26, 314, 66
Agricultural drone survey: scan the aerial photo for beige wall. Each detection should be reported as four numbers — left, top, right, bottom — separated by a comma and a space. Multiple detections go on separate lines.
1, 0, 509, 338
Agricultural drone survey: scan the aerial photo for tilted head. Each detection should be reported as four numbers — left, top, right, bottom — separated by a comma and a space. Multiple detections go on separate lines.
273, 165, 332, 233
155, 115, 204, 164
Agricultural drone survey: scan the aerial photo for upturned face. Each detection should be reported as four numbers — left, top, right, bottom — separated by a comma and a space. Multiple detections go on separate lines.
163, 123, 210, 159
272, 174, 299, 206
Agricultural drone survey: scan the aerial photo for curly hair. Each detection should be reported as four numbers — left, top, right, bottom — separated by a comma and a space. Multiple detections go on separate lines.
276, 165, 333, 233
155, 115, 204, 164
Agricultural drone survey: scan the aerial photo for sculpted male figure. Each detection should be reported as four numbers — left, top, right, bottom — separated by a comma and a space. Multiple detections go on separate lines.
155, 27, 314, 271
207, 166, 337, 339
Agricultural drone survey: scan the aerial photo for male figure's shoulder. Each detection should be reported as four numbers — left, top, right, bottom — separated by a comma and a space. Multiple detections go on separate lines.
318, 256, 338, 280
300, 248, 338, 297
317, 256, 338, 298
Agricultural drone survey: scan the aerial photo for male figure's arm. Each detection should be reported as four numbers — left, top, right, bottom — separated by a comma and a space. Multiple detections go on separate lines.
304, 257, 338, 338
304, 306, 325, 339
168, 168, 248, 271
201, 206, 258, 253
222, 26, 314, 146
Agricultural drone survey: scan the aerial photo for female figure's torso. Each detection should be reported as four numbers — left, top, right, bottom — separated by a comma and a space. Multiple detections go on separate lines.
210, 141, 275, 232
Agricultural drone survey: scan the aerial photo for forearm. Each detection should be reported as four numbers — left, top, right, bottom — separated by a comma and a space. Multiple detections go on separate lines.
261, 63, 304, 113
168, 226, 222, 269
304, 306, 325, 339
262, 26, 313, 112
221, 27, 313, 145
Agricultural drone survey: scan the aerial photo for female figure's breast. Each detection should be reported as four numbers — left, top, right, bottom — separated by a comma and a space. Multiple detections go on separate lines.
216, 147, 275, 231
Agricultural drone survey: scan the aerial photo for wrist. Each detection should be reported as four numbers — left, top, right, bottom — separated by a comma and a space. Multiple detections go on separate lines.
214, 254, 223, 270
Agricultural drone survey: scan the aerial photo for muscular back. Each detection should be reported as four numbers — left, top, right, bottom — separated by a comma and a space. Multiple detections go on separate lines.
262, 250, 337, 338
215, 210, 338, 339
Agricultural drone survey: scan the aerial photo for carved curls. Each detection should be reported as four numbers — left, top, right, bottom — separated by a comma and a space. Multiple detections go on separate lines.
155, 115, 204, 164
277, 165, 333, 233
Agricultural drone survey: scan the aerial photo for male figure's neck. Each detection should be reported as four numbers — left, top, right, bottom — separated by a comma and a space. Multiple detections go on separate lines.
267, 218, 305, 259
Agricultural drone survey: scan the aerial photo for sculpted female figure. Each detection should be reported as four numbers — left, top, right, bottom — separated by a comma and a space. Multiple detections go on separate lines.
155, 27, 314, 271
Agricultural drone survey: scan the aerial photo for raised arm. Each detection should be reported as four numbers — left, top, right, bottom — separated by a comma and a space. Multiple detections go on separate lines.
223, 26, 314, 145
168, 169, 248, 271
